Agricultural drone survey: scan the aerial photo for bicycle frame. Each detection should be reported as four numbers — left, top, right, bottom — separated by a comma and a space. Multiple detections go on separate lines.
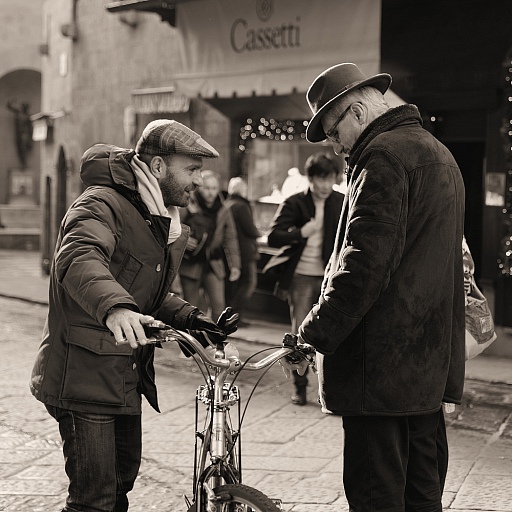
149, 328, 309, 512
194, 355, 241, 510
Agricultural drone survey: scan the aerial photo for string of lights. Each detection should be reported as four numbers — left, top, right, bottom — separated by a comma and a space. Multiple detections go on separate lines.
498, 48, 512, 275
238, 117, 308, 152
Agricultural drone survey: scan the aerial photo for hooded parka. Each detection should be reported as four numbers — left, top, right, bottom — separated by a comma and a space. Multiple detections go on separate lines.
30, 144, 199, 415
299, 105, 466, 416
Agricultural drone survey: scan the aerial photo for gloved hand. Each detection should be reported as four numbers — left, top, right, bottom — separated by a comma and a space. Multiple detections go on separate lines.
216, 307, 239, 336
187, 307, 239, 347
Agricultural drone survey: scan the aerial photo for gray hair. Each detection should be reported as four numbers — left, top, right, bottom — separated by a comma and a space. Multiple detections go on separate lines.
201, 169, 220, 183
329, 86, 389, 118
228, 176, 247, 196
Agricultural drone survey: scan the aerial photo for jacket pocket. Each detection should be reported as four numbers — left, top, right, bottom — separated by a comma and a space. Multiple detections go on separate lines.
115, 252, 143, 292
60, 325, 138, 406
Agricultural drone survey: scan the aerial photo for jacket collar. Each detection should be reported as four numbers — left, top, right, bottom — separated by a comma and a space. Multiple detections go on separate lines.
347, 104, 422, 178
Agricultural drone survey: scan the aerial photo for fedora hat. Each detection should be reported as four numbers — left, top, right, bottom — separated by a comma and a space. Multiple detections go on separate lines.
306, 63, 392, 143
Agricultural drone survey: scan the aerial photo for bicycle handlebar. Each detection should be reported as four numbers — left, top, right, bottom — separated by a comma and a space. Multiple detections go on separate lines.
141, 324, 314, 373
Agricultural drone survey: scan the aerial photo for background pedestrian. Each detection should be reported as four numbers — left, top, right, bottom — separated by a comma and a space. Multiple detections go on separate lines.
224, 176, 261, 327
179, 170, 241, 321
265, 152, 344, 405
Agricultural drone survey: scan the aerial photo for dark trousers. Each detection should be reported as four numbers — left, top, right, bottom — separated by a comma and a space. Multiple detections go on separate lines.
46, 405, 142, 512
226, 260, 258, 320
342, 410, 446, 512
288, 274, 323, 391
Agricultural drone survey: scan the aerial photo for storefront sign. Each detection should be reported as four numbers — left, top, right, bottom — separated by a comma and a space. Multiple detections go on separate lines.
175, 0, 381, 98
32, 118, 48, 141
131, 87, 190, 114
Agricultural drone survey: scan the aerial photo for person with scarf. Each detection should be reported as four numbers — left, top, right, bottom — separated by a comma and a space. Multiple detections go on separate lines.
30, 120, 238, 512
284, 63, 466, 511
179, 170, 241, 322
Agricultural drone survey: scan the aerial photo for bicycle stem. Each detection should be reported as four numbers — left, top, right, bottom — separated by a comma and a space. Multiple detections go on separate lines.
210, 365, 231, 461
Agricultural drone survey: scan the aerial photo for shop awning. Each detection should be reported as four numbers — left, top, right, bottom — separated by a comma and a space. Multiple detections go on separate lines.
203, 91, 311, 121
172, 0, 390, 118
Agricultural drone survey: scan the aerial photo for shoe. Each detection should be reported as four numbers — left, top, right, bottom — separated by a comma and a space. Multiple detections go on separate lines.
237, 319, 251, 328
291, 389, 306, 406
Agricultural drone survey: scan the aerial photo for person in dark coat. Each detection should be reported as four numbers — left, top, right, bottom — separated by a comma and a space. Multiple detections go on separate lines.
286, 63, 466, 511
179, 170, 241, 321
265, 152, 344, 405
224, 177, 261, 326
30, 120, 238, 512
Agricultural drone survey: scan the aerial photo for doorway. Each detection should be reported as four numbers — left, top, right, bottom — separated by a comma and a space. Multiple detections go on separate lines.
445, 141, 485, 281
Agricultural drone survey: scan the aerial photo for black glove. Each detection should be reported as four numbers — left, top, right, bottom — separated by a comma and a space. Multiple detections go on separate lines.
188, 311, 227, 345
216, 307, 239, 336
180, 308, 239, 357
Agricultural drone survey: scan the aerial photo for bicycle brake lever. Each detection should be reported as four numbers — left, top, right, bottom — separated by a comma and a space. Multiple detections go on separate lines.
144, 321, 172, 344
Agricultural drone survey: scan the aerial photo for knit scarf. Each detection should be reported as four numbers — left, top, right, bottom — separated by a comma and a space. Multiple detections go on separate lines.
130, 155, 182, 244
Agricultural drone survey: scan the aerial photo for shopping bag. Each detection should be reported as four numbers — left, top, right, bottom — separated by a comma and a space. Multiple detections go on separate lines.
465, 277, 497, 360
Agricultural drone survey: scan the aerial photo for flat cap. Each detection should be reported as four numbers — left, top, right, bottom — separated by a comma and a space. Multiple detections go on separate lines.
135, 119, 219, 158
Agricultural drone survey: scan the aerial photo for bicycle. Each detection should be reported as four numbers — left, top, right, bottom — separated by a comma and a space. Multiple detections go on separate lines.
143, 323, 315, 512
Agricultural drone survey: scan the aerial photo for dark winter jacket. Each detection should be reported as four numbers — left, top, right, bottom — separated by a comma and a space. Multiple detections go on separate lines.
179, 193, 241, 280
223, 194, 260, 263
299, 105, 466, 416
264, 188, 344, 297
30, 144, 198, 415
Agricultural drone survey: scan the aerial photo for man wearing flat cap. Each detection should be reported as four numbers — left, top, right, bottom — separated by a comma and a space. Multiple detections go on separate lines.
287, 63, 466, 510
30, 119, 238, 511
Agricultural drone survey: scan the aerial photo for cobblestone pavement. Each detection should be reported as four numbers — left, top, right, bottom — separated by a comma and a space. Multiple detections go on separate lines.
0, 296, 511, 511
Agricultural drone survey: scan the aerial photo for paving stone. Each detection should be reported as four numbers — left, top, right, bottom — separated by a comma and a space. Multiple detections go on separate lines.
0, 449, 51, 464
14, 464, 66, 481
273, 437, 343, 458
484, 437, 512, 458
442, 491, 456, 509
1, 298, 512, 511
296, 415, 343, 441
241, 454, 327, 472
288, 500, 349, 512
443, 459, 474, 492
1, 494, 66, 512
242, 417, 320, 444
322, 455, 343, 473
447, 429, 490, 459
0, 463, 24, 478
33, 449, 64, 465
143, 451, 195, 471
239, 440, 287, 457
0, 478, 65, 495
453, 404, 512, 433
472, 456, 512, 476
0, 436, 31, 449
451, 474, 512, 510
128, 481, 188, 511
143, 438, 193, 454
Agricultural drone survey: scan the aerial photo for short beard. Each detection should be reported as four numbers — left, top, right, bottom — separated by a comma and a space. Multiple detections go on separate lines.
160, 173, 187, 207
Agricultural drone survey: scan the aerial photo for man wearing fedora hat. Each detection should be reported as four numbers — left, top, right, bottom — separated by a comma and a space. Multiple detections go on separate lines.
30, 119, 238, 511
288, 63, 466, 510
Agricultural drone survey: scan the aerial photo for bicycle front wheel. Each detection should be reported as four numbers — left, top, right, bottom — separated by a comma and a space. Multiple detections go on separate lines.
212, 483, 282, 512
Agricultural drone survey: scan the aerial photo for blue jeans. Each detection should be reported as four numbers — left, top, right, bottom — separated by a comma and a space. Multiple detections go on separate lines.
46, 405, 142, 512
288, 274, 323, 390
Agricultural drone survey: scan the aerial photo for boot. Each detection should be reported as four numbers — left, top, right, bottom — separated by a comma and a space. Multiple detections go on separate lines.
291, 387, 307, 406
